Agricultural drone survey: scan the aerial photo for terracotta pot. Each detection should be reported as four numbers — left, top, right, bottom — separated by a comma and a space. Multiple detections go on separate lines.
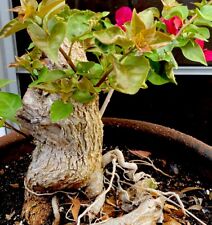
0, 117, 211, 180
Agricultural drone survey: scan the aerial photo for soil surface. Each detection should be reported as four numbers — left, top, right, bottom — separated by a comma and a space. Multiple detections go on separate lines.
0, 149, 211, 225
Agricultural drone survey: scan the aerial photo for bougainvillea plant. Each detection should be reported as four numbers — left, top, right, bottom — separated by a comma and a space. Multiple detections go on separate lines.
0, 0, 212, 224
0, 0, 212, 123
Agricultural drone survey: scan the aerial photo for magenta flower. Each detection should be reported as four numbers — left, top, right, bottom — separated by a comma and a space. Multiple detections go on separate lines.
115, 6, 132, 30
195, 39, 212, 62
161, 16, 183, 35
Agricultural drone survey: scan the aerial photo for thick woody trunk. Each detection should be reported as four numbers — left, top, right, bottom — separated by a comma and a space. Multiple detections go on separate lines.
17, 88, 103, 224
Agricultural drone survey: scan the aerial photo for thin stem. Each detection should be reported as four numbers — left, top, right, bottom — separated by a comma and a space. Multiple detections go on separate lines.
175, 14, 197, 39
100, 89, 114, 117
176, 0, 212, 38
4, 122, 28, 138
59, 47, 77, 73
95, 47, 136, 88
95, 65, 113, 87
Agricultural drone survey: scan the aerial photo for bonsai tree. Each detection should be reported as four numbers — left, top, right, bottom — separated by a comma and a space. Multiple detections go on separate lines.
0, 0, 212, 224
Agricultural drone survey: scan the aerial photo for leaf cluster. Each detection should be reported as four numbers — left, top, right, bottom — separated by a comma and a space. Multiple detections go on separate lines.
0, 0, 212, 122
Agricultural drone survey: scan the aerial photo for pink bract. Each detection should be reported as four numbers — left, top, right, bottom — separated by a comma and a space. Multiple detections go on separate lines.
115, 6, 132, 30
195, 39, 212, 62
161, 16, 183, 35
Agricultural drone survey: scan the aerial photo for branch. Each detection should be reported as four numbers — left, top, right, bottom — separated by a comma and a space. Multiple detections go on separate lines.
95, 65, 113, 87
4, 122, 28, 138
59, 47, 77, 73
100, 89, 114, 117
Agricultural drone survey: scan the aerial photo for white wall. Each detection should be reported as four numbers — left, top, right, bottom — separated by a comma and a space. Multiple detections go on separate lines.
0, 0, 20, 135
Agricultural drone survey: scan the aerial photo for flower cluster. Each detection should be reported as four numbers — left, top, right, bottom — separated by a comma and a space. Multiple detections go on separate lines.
115, 6, 212, 62
115, 5, 212, 62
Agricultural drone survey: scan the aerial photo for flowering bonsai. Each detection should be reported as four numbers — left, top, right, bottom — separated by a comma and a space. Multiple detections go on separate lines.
0, 0, 212, 224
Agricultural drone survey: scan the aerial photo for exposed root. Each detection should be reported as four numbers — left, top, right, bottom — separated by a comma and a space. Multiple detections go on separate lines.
52, 196, 60, 225
22, 191, 52, 225
131, 158, 173, 178
22, 148, 206, 225
77, 159, 117, 225
24, 180, 74, 196
92, 196, 165, 225
144, 188, 207, 225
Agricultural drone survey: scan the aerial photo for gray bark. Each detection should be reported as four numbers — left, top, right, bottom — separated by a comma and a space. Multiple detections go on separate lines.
17, 88, 103, 192
17, 41, 104, 224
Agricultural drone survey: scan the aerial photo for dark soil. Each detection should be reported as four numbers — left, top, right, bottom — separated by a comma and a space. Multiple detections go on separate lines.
0, 149, 211, 225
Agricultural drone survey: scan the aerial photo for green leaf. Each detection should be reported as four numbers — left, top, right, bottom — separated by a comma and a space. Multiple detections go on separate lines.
181, 41, 207, 65
38, 0, 65, 18
161, 0, 178, 7
197, 5, 212, 21
93, 26, 132, 48
194, 18, 212, 27
165, 6, 189, 20
48, 22, 66, 62
72, 90, 94, 103
27, 21, 66, 63
50, 100, 73, 122
138, 10, 154, 29
66, 10, 95, 40
77, 61, 95, 75
0, 18, 27, 38
110, 55, 150, 94
0, 92, 22, 121
0, 79, 15, 88
77, 61, 103, 79
0, 118, 5, 128
148, 60, 176, 85
131, 9, 146, 36
148, 70, 170, 85
77, 77, 96, 93
164, 62, 177, 84
29, 69, 67, 87
184, 24, 210, 41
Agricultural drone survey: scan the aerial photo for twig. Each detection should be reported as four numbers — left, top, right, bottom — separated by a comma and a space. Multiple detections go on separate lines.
95, 47, 136, 88
4, 121, 28, 138
176, 0, 212, 38
52, 196, 61, 225
95, 66, 113, 87
59, 47, 77, 72
100, 89, 114, 117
